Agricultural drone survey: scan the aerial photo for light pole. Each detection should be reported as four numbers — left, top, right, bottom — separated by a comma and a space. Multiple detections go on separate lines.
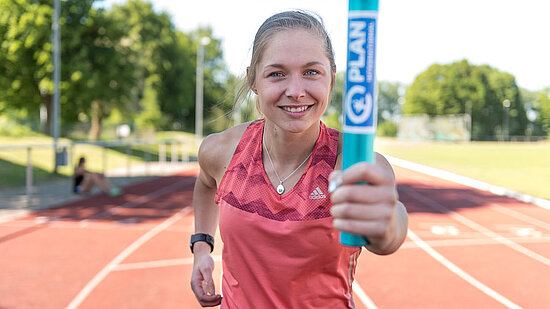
502, 99, 511, 141
52, 0, 61, 173
195, 36, 211, 146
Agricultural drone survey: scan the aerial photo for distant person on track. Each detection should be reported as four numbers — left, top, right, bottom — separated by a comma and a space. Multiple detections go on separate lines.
73, 156, 122, 197
190, 10, 408, 308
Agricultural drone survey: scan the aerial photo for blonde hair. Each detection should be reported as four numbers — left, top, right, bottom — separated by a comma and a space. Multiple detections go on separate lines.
234, 10, 336, 113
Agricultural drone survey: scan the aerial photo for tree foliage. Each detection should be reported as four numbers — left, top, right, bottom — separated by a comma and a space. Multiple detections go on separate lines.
0, 0, 231, 139
3, 2, 542, 142
108, 1, 228, 135
377, 81, 405, 121
0, 0, 99, 134
533, 88, 550, 136
108, 0, 182, 131
73, 6, 136, 140
404, 59, 528, 140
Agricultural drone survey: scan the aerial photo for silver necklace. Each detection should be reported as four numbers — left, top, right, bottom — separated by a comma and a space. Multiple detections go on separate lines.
263, 126, 313, 195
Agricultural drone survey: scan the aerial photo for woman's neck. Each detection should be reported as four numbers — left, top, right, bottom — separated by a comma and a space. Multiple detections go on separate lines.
263, 121, 320, 166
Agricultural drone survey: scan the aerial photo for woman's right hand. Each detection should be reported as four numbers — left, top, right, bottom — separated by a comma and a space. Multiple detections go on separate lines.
190, 247, 222, 307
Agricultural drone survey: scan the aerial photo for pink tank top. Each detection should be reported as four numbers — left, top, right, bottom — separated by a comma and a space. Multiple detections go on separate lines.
215, 120, 361, 308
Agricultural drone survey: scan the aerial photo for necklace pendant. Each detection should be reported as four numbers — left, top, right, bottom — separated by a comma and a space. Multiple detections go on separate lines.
276, 183, 285, 195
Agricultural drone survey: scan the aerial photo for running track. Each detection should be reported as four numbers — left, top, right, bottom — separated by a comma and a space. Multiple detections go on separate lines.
1, 163, 549, 308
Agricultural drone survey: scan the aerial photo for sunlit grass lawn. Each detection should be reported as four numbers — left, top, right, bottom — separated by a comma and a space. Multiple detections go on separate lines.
2, 133, 549, 201
375, 138, 550, 200
0, 132, 198, 188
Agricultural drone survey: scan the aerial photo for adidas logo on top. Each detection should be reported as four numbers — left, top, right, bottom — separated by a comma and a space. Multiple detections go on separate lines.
309, 187, 326, 199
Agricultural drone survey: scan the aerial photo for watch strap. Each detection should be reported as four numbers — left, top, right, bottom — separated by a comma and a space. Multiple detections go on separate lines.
190, 233, 214, 253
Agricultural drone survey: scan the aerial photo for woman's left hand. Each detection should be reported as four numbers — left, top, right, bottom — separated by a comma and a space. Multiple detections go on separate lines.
329, 160, 407, 254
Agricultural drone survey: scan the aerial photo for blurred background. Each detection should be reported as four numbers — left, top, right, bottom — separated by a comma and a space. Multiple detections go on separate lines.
1, 1, 550, 308
1, 0, 548, 196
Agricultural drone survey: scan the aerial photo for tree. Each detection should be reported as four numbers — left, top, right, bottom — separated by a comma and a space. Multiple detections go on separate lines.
157, 30, 195, 130
0, 0, 97, 135
521, 87, 550, 137
534, 88, 550, 136
377, 81, 405, 136
0, 0, 231, 139
107, 1, 230, 135
107, 0, 179, 136
403, 59, 527, 140
71, 7, 136, 140
378, 81, 405, 121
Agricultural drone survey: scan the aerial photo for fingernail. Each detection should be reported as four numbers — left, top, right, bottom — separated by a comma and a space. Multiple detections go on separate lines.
328, 171, 343, 193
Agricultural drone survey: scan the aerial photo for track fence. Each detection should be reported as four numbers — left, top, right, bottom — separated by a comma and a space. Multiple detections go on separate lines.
0, 138, 198, 206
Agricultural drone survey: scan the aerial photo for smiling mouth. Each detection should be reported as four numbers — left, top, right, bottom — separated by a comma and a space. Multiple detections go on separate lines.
280, 105, 311, 112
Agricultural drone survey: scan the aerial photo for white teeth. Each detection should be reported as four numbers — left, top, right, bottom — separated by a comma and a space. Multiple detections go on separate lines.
282, 106, 308, 112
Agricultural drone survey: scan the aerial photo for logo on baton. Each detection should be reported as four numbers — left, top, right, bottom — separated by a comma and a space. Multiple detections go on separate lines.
344, 12, 377, 134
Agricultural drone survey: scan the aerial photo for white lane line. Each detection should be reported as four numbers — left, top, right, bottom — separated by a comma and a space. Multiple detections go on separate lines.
2, 219, 192, 232
115, 257, 194, 271
90, 244, 379, 309
352, 281, 378, 309
490, 204, 550, 231
113, 255, 223, 271
407, 229, 522, 309
65, 207, 191, 309
405, 187, 550, 267
400, 236, 550, 249
387, 156, 550, 210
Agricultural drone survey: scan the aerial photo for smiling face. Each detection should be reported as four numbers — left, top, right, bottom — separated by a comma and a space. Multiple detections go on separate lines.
252, 29, 335, 134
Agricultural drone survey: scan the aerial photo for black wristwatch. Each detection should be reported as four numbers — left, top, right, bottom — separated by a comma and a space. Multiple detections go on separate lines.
190, 233, 214, 253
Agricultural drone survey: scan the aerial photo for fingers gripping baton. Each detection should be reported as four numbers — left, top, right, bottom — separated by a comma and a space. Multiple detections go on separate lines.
340, 0, 379, 247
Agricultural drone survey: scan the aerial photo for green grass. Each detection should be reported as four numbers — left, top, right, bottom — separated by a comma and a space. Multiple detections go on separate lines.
2, 132, 549, 201
0, 135, 73, 187
0, 132, 198, 189
375, 138, 550, 200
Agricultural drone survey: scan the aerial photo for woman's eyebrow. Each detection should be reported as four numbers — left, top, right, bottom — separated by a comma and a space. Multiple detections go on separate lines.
263, 61, 325, 70
263, 63, 285, 70
304, 61, 324, 67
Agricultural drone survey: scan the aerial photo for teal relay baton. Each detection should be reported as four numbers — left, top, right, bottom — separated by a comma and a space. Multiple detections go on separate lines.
340, 0, 379, 247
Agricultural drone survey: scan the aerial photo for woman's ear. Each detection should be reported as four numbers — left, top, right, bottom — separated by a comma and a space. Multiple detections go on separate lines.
246, 66, 258, 94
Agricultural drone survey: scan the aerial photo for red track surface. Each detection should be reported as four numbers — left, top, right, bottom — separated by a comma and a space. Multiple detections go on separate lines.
1, 164, 549, 308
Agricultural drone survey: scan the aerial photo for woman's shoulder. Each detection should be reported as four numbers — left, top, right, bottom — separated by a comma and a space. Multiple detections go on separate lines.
201, 121, 253, 151
198, 121, 254, 178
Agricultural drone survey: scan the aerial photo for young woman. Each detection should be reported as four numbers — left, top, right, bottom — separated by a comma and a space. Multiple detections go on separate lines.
190, 10, 408, 308
73, 156, 122, 197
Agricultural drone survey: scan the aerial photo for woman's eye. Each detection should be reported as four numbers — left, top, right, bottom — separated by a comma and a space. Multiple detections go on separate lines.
269, 72, 284, 78
305, 70, 320, 76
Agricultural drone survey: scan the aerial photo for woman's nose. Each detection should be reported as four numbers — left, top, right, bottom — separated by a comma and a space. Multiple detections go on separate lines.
285, 75, 306, 100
